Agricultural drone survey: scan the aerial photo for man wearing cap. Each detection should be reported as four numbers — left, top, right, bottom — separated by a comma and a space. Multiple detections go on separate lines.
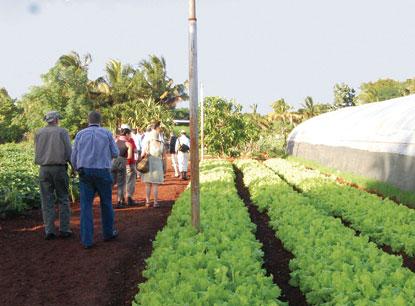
35, 111, 72, 240
71, 111, 119, 249
175, 130, 190, 180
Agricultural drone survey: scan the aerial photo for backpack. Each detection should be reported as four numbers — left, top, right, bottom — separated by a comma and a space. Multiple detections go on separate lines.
178, 138, 190, 153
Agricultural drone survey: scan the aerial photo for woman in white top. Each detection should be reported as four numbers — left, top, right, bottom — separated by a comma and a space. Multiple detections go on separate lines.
175, 130, 190, 180
141, 123, 165, 207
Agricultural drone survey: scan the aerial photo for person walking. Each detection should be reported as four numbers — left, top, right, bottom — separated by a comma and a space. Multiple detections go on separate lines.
35, 111, 72, 240
141, 122, 165, 208
122, 124, 139, 206
175, 130, 190, 180
132, 128, 143, 162
71, 111, 118, 249
112, 125, 131, 208
169, 132, 179, 177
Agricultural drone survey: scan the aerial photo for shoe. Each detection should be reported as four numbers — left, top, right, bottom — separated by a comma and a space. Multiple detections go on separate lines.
153, 202, 160, 208
84, 244, 93, 249
59, 231, 73, 239
104, 230, 118, 241
115, 201, 126, 209
45, 233, 57, 240
174, 173, 180, 178
127, 197, 138, 206
145, 202, 151, 208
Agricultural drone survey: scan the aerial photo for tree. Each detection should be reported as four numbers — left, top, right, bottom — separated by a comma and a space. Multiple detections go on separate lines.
139, 55, 188, 108
20, 52, 92, 137
357, 79, 402, 104
271, 98, 291, 114
0, 88, 25, 143
204, 97, 248, 156
334, 83, 356, 108
300, 96, 316, 119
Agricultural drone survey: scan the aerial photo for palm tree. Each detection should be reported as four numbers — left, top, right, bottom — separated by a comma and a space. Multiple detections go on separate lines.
301, 96, 316, 119
140, 55, 188, 108
58, 51, 91, 71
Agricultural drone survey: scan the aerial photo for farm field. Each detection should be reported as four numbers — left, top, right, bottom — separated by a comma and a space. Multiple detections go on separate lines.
2, 143, 415, 305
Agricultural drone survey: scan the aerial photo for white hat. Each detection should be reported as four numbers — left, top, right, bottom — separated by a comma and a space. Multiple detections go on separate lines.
120, 124, 131, 130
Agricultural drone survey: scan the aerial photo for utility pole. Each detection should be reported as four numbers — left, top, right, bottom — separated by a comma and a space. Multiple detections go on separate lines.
188, 0, 200, 231
200, 83, 204, 161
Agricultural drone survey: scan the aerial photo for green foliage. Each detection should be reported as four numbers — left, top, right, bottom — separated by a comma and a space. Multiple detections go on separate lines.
204, 97, 248, 157
12, 52, 187, 140
101, 98, 174, 134
171, 107, 189, 120
265, 158, 415, 256
357, 79, 403, 104
134, 160, 285, 306
0, 143, 40, 216
334, 83, 356, 108
0, 88, 26, 143
288, 156, 415, 208
236, 159, 415, 305
19, 54, 92, 137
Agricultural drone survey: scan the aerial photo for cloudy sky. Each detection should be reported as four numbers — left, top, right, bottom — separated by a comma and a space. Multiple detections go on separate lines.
1, 0, 415, 113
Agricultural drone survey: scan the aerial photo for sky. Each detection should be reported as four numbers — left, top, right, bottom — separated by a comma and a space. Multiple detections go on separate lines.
1, 0, 415, 114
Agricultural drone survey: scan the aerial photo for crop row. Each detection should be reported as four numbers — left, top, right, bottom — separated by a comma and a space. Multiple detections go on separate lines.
134, 160, 285, 306
0, 143, 40, 215
235, 159, 415, 305
265, 158, 415, 256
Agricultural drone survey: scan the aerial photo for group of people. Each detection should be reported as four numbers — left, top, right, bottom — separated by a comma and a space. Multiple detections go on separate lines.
34, 110, 190, 249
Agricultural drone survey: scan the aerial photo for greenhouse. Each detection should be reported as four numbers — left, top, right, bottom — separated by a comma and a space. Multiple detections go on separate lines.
287, 94, 415, 191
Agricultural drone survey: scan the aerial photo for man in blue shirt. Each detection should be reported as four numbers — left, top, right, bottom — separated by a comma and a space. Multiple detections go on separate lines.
71, 111, 119, 249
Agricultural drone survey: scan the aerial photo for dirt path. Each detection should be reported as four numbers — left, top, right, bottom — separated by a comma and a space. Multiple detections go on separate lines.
0, 159, 188, 306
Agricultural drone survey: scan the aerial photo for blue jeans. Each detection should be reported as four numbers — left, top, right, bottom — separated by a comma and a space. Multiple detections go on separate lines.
79, 168, 115, 247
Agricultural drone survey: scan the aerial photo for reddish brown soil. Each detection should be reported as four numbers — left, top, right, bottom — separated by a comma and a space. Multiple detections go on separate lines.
233, 165, 308, 306
0, 160, 188, 306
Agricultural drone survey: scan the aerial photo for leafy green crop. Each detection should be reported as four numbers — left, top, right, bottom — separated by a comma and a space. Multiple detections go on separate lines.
235, 159, 415, 305
0, 143, 40, 215
265, 158, 415, 256
134, 160, 285, 306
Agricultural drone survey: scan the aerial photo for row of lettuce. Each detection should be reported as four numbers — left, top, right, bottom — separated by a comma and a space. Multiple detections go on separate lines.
235, 159, 415, 305
265, 158, 415, 256
0, 143, 79, 217
0, 143, 40, 216
134, 160, 286, 305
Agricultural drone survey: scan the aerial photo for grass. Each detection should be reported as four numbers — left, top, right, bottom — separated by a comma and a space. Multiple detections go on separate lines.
172, 124, 190, 136
288, 155, 415, 209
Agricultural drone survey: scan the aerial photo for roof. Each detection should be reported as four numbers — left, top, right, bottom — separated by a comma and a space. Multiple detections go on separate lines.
288, 94, 415, 156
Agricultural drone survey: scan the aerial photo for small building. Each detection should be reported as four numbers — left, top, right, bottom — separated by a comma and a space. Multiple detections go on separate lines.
287, 94, 415, 191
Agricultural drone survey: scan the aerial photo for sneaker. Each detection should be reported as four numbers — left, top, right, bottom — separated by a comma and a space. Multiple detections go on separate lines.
104, 230, 118, 241
153, 202, 160, 208
115, 201, 126, 209
45, 233, 57, 240
59, 231, 73, 239
145, 201, 152, 208
127, 197, 138, 206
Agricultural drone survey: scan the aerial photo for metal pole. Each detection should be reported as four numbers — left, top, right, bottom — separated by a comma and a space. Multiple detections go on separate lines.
188, 0, 200, 231
200, 83, 204, 161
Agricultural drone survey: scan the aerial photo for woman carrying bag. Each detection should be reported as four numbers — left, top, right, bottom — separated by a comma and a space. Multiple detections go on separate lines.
140, 122, 165, 208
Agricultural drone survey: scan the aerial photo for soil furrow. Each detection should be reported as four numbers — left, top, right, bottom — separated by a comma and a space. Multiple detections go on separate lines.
233, 165, 308, 306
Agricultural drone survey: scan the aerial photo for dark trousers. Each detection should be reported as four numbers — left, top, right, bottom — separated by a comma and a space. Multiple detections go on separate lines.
79, 168, 115, 247
39, 165, 70, 235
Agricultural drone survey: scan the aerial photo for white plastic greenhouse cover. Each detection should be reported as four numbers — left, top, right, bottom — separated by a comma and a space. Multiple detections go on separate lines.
288, 94, 415, 157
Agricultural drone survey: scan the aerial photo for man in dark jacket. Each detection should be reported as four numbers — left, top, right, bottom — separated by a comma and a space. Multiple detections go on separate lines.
35, 111, 72, 240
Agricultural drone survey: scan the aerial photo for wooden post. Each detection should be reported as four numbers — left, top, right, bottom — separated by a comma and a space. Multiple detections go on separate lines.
189, 0, 200, 231
200, 83, 204, 161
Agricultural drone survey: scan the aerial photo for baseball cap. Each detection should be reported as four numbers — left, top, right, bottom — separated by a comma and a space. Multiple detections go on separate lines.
44, 111, 61, 123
